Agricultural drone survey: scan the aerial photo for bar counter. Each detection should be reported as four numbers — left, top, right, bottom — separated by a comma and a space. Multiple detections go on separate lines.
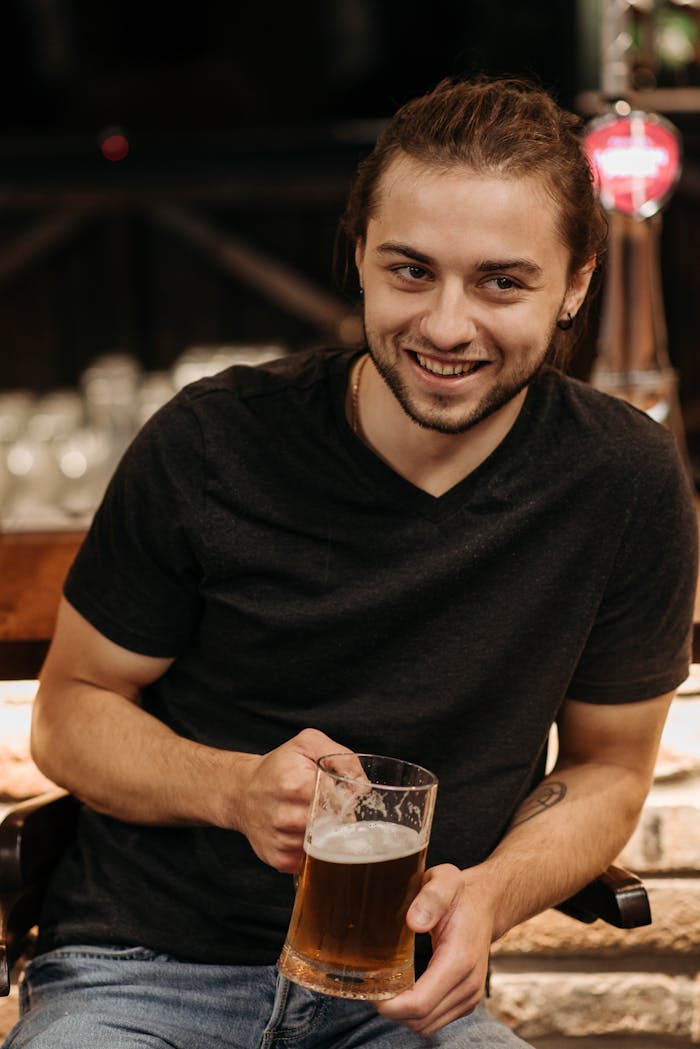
2, 518, 700, 679
0, 531, 83, 678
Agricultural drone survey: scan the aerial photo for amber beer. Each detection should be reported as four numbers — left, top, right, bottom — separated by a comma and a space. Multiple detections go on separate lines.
278, 753, 437, 1000
280, 820, 426, 998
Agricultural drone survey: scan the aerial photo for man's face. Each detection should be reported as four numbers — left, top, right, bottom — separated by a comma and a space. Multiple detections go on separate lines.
355, 155, 592, 435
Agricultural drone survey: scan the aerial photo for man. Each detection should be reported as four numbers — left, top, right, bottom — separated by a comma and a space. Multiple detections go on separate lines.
5, 78, 696, 1049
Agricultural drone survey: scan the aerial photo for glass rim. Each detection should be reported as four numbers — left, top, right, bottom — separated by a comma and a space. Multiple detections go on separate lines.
316, 752, 438, 789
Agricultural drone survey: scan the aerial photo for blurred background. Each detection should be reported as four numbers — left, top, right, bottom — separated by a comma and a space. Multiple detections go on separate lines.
2, 0, 700, 526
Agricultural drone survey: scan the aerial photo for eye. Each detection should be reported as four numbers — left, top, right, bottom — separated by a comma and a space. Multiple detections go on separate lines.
394, 264, 431, 282
484, 275, 519, 291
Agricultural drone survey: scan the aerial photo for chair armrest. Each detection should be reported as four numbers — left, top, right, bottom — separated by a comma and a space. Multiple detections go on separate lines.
1, 884, 45, 996
555, 864, 651, 929
0, 790, 79, 890
0, 790, 79, 996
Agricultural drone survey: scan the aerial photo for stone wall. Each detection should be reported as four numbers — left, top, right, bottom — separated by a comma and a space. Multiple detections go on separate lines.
490, 693, 700, 1048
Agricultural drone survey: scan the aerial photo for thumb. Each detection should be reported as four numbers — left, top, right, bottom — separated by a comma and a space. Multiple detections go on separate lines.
293, 732, 365, 786
292, 728, 354, 763
406, 864, 465, 932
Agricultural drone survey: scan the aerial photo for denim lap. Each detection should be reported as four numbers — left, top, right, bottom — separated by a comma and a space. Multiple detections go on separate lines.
1, 947, 532, 1049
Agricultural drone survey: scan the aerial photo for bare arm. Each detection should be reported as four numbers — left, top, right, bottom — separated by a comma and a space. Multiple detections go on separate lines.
377, 691, 673, 1034
31, 597, 346, 872
483, 692, 672, 935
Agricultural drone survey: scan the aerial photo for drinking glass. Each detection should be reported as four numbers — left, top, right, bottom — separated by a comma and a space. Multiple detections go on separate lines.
278, 753, 438, 1000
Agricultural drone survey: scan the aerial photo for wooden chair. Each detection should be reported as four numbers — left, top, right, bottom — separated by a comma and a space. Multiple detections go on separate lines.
0, 787, 651, 998
0, 791, 79, 995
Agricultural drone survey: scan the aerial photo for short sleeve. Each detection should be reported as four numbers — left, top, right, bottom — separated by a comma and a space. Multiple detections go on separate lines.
63, 396, 205, 657
567, 439, 698, 703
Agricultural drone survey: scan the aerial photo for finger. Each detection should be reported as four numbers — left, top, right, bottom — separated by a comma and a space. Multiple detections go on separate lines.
402, 985, 484, 1036
269, 800, 312, 835
413, 947, 488, 1034
268, 855, 303, 874
283, 732, 359, 808
418, 932, 489, 1007
375, 903, 488, 1033
270, 850, 305, 875
376, 961, 483, 1035
274, 760, 321, 806
376, 953, 466, 1018
406, 864, 464, 932
296, 731, 370, 790
293, 728, 354, 764
258, 834, 306, 873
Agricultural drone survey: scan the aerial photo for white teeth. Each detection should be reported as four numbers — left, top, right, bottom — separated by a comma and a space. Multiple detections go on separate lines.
417, 353, 483, 376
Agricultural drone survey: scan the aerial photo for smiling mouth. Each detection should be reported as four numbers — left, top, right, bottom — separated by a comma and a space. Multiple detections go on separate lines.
415, 352, 489, 377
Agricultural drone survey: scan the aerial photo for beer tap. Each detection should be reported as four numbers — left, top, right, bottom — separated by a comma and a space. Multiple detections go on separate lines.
584, 98, 688, 465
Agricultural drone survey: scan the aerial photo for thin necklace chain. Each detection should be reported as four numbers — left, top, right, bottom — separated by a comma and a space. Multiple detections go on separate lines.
351, 354, 368, 435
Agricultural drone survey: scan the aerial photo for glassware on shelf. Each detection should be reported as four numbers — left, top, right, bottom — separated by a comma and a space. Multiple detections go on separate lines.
0, 343, 290, 531
52, 427, 114, 522
171, 343, 287, 391
137, 371, 176, 428
0, 392, 36, 512
1, 391, 85, 529
0, 392, 36, 444
81, 353, 142, 461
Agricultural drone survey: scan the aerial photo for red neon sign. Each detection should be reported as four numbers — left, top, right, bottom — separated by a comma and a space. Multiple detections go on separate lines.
584, 112, 681, 217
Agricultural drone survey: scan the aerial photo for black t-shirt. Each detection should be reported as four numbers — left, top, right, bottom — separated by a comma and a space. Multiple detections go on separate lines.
39, 347, 697, 967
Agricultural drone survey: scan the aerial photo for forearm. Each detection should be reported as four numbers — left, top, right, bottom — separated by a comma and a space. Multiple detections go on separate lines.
472, 759, 651, 941
30, 599, 345, 873
31, 682, 250, 827
378, 697, 671, 1036
32, 678, 344, 873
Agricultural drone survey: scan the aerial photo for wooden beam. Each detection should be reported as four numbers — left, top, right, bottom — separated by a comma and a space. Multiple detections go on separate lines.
0, 212, 89, 290
151, 205, 362, 343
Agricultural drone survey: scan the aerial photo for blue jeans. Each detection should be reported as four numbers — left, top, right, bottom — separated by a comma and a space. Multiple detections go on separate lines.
2, 945, 532, 1048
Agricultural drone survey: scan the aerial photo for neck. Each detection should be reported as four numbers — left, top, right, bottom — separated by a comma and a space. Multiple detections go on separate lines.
349, 355, 526, 497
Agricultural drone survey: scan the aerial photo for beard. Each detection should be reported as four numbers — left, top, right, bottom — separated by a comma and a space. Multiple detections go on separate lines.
365, 327, 556, 436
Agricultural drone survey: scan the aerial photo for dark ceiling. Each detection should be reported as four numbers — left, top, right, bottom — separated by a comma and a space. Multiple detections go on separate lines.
0, 1, 577, 158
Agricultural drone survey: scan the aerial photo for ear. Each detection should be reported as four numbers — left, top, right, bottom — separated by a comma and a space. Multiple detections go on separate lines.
564, 256, 596, 317
354, 240, 366, 289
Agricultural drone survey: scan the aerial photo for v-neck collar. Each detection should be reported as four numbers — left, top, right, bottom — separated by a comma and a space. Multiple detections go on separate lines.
331, 350, 539, 522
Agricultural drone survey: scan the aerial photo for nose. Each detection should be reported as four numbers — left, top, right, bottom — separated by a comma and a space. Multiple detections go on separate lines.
418, 282, 478, 351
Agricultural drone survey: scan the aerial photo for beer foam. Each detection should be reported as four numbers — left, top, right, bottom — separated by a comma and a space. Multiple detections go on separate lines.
307, 820, 421, 863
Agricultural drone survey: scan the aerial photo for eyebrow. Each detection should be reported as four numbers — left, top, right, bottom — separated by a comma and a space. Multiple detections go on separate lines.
477, 258, 543, 278
375, 242, 435, 266
375, 241, 543, 278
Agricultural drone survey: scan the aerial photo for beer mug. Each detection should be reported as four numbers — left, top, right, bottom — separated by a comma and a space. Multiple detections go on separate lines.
278, 753, 438, 1000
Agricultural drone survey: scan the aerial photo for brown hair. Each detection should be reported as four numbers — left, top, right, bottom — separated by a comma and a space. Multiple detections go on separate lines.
339, 77, 608, 366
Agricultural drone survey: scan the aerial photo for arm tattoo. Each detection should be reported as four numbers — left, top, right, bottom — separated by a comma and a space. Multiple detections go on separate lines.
511, 781, 567, 828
